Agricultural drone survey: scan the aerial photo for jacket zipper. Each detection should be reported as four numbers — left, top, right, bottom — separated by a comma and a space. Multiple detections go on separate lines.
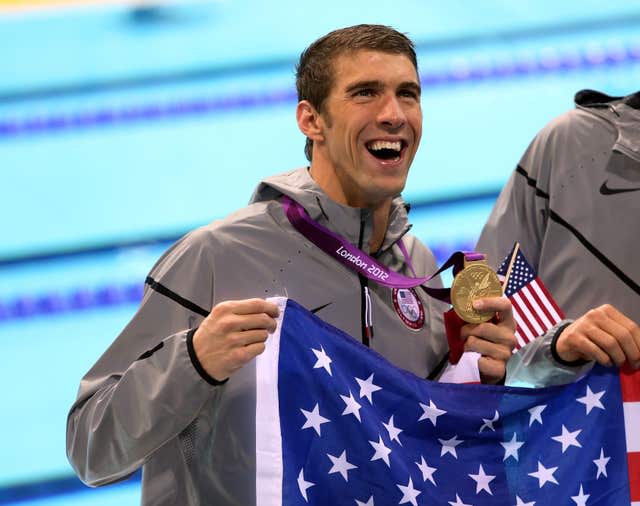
358, 211, 373, 346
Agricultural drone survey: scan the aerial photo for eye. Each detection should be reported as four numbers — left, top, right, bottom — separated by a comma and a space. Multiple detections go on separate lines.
399, 89, 419, 100
354, 88, 376, 97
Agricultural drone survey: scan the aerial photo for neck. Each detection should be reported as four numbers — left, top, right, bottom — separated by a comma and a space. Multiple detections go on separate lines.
308, 165, 391, 253
368, 201, 391, 254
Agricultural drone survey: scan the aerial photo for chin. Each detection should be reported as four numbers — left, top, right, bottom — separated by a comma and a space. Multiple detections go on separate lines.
368, 182, 407, 204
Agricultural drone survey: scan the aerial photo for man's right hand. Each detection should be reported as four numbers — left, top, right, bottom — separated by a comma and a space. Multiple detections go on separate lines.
555, 304, 640, 369
193, 298, 280, 382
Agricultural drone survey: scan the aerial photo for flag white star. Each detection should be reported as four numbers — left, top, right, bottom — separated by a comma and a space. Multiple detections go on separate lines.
439, 435, 464, 458
383, 415, 403, 445
528, 404, 546, 426
355, 497, 374, 506
300, 403, 330, 436
340, 391, 362, 422
327, 450, 357, 482
501, 433, 524, 461
528, 461, 559, 488
577, 386, 605, 414
571, 485, 590, 506
369, 435, 392, 467
297, 468, 314, 502
593, 448, 610, 478
448, 494, 472, 506
355, 373, 382, 403
418, 399, 446, 426
468, 464, 495, 495
415, 456, 437, 485
479, 410, 500, 432
515, 495, 535, 506
551, 425, 582, 453
397, 476, 421, 506
311, 346, 332, 375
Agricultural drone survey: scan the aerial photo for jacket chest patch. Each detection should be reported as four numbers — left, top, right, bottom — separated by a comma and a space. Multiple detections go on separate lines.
392, 288, 425, 330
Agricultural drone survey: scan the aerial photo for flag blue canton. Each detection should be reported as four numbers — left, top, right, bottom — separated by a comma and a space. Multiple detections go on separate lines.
499, 250, 536, 297
266, 300, 631, 506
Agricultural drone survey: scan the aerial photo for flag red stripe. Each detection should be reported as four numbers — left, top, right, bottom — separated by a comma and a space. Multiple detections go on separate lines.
511, 297, 536, 342
511, 299, 533, 342
521, 285, 552, 330
513, 318, 534, 343
621, 365, 640, 402
629, 452, 640, 501
515, 288, 546, 335
527, 280, 558, 326
513, 331, 527, 349
533, 279, 565, 319
521, 285, 552, 331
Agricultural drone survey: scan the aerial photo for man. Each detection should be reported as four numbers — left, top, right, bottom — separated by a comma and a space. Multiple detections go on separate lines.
477, 89, 640, 386
67, 25, 517, 505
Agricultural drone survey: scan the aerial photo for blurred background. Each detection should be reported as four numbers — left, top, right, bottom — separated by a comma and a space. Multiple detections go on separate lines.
1, 0, 639, 503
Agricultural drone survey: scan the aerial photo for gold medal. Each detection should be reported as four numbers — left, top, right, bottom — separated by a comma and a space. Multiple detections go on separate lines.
450, 259, 502, 323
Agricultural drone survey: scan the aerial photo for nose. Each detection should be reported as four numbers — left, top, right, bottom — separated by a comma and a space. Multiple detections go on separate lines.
377, 94, 406, 130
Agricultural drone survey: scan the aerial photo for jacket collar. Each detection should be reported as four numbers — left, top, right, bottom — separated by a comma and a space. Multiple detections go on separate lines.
575, 89, 640, 162
575, 89, 640, 110
250, 167, 411, 254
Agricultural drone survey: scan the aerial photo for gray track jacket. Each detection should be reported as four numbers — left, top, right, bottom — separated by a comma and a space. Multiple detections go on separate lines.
66, 168, 451, 505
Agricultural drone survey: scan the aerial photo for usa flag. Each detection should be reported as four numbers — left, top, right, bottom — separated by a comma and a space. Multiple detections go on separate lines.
256, 298, 638, 505
497, 244, 564, 349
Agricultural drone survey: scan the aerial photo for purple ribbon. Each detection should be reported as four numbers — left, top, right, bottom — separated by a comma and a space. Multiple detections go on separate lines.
282, 196, 483, 303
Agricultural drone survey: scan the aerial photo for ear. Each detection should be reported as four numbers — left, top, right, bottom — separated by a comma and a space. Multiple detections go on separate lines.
296, 100, 325, 143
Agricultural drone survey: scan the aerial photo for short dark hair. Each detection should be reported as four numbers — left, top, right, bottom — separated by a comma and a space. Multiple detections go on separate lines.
295, 24, 418, 161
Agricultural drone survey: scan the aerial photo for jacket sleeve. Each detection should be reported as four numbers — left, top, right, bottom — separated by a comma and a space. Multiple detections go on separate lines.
505, 321, 593, 387
66, 228, 220, 486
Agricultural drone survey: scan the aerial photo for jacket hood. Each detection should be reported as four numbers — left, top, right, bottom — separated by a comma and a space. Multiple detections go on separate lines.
575, 89, 640, 162
249, 167, 411, 253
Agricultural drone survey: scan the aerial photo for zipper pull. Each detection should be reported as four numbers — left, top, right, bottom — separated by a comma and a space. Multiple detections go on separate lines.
364, 286, 374, 340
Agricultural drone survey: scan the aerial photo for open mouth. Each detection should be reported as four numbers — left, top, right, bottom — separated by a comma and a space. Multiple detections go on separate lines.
366, 140, 405, 161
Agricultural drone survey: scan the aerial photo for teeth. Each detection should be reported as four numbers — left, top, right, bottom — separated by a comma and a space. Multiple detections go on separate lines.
367, 140, 401, 152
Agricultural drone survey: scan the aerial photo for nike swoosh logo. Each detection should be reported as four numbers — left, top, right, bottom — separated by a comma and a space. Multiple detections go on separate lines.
600, 180, 640, 195
310, 302, 332, 314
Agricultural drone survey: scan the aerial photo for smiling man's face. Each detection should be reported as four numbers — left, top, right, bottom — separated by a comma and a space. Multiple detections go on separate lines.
308, 49, 422, 209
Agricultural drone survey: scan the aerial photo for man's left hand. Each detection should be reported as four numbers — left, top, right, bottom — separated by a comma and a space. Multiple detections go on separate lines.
460, 297, 517, 384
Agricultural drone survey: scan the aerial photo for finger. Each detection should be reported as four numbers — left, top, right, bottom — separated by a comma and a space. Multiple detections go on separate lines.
228, 298, 280, 317
473, 296, 510, 312
241, 342, 267, 361
226, 342, 268, 374
600, 303, 636, 327
571, 334, 615, 367
595, 310, 640, 365
477, 357, 506, 384
580, 325, 627, 367
231, 329, 270, 347
226, 312, 278, 333
461, 322, 516, 349
464, 335, 513, 362
473, 297, 516, 331
459, 323, 478, 340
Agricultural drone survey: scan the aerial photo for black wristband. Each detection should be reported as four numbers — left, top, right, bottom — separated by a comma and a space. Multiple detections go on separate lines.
186, 328, 229, 386
550, 322, 590, 367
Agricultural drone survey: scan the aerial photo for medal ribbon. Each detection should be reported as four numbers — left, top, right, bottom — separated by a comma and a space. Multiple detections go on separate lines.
282, 196, 483, 303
